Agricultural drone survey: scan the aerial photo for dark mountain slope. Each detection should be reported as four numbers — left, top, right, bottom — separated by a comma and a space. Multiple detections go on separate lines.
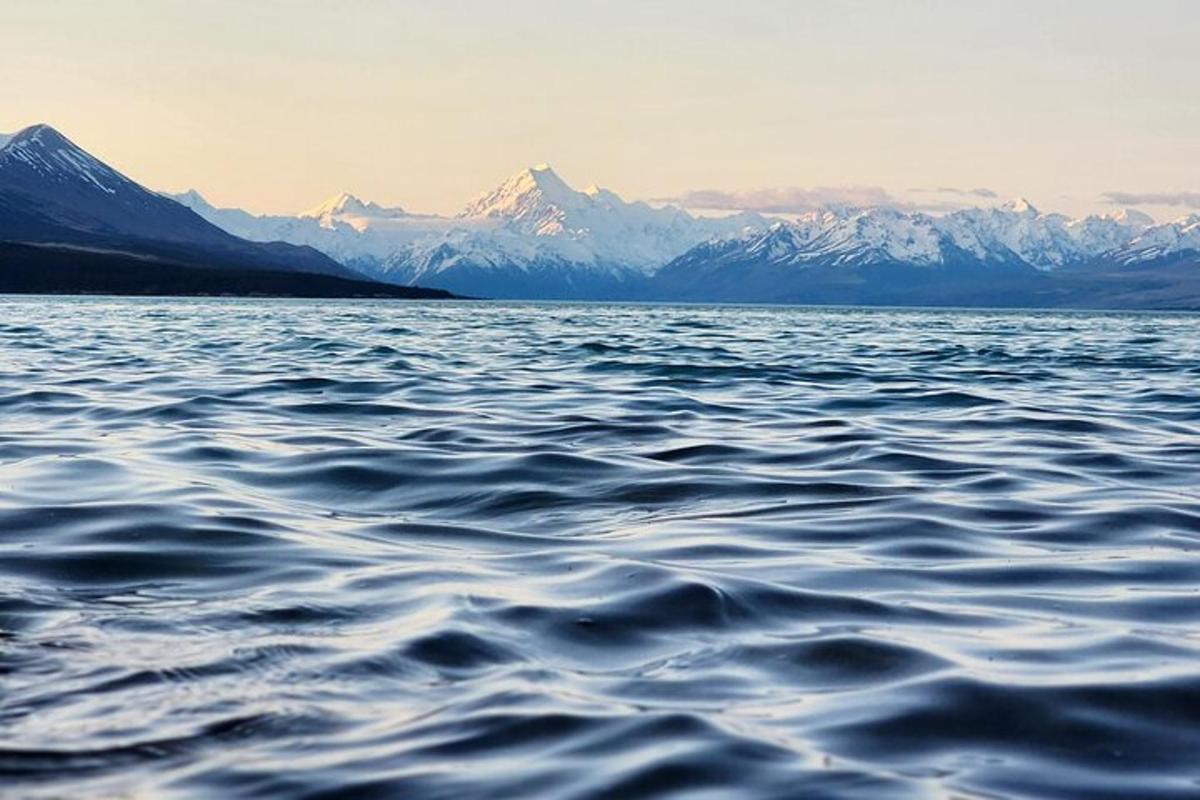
0, 241, 456, 298
0, 124, 357, 279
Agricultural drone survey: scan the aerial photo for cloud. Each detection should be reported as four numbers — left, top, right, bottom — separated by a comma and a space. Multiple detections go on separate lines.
911, 186, 999, 199
1101, 191, 1200, 209
662, 185, 1002, 214
664, 185, 904, 214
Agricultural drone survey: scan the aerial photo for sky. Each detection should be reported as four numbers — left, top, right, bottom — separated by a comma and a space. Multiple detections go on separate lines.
2, 0, 1197, 219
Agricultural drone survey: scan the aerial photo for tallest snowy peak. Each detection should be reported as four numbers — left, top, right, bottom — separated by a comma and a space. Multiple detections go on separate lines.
460, 163, 584, 219
510, 163, 575, 197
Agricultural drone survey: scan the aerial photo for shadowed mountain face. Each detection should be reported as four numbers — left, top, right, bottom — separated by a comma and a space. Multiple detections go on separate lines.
0, 124, 357, 279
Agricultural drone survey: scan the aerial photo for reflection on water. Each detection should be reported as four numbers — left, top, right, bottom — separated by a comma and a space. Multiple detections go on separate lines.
1, 297, 1199, 798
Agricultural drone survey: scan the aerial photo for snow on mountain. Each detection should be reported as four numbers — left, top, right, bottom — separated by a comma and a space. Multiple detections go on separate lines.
1063, 209, 1156, 257
661, 201, 1190, 279
440, 163, 761, 274
0, 132, 13, 150
301, 192, 408, 225
1001, 197, 1037, 215
940, 205, 1183, 268
808, 208, 945, 266
1111, 214, 1200, 264
1110, 208, 1156, 227
173, 164, 766, 296
365, 165, 774, 298
0, 124, 132, 196
165, 162, 1196, 300
0, 123, 223, 240
0, 124, 356, 279
461, 164, 580, 223
936, 201, 1084, 269
168, 189, 456, 268
170, 189, 269, 238
20, 120, 1187, 302
691, 208, 942, 269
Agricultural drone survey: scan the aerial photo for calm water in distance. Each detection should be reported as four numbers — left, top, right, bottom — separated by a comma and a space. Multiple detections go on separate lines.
1, 297, 1199, 799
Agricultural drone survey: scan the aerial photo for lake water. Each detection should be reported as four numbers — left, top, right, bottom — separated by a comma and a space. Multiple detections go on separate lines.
2, 297, 1199, 799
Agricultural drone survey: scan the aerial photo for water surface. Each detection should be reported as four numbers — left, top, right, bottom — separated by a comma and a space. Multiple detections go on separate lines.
2, 298, 1199, 798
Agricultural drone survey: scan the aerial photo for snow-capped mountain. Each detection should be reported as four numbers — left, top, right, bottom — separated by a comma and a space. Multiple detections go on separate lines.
168, 188, 456, 270
301, 192, 408, 223
170, 189, 275, 239
662, 201, 1184, 274
1110, 214, 1200, 265
175, 164, 765, 297
925, 199, 1151, 269
15, 120, 1191, 305
443, 164, 703, 272
649, 201, 1200, 304
380, 165, 765, 294
1, 124, 132, 196
0, 124, 357, 279
167, 159, 1197, 301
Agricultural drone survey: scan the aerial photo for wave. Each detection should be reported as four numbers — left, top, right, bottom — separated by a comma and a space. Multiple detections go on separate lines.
1, 298, 1199, 798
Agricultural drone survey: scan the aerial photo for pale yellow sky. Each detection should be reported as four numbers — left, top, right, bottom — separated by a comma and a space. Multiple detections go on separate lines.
2, 0, 1197, 218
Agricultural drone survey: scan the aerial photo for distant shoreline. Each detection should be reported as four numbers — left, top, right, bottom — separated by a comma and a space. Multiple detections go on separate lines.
3, 240, 1197, 311
0, 241, 459, 300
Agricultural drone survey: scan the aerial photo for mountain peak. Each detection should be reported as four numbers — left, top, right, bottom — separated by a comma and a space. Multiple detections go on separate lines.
0, 122, 128, 195
1001, 197, 1038, 215
170, 188, 214, 212
520, 163, 572, 193
0, 124, 360, 281
302, 191, 366, 218
1110, 208, 1155, 227
7, 123, 75, 150
301, 192, 405, 219
583, 183, 627, 208
461, 163, 583, 219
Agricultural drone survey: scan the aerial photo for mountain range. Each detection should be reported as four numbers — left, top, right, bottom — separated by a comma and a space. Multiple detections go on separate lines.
2, 123, 1197, 307
173, 164, 766, 299
174, 166, 1200, 307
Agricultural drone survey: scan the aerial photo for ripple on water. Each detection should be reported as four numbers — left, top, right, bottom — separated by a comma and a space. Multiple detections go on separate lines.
1, 298, 1199, 798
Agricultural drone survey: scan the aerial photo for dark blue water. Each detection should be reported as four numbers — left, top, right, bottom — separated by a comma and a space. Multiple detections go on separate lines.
2, 298, 1199, 799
